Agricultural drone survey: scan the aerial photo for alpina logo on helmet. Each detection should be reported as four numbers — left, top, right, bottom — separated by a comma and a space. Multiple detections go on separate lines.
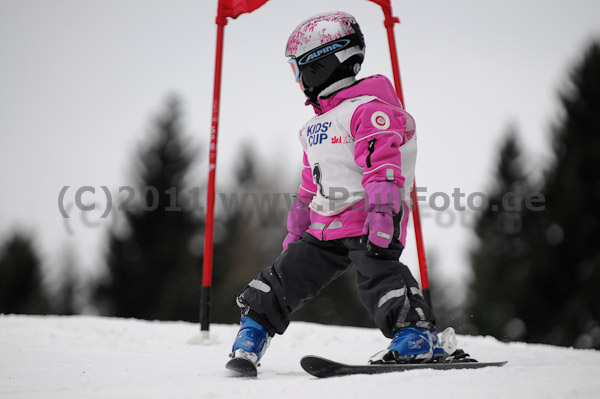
298, 39, 351, 66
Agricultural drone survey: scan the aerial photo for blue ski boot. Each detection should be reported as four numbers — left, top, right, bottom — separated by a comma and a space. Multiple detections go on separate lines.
226, 316, 271, 376
369, 327, 455, 364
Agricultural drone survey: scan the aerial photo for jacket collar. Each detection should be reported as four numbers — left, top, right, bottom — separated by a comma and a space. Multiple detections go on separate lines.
305, 75, 402, 115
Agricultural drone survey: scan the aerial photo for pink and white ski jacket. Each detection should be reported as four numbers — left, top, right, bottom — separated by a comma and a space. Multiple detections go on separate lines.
297, 74, 416, 246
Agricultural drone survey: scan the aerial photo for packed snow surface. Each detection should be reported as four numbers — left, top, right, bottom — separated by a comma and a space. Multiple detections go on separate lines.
1, 315, 599, 398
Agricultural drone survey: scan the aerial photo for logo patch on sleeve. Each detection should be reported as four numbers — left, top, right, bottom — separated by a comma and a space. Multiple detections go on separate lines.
371, 111, 391, 130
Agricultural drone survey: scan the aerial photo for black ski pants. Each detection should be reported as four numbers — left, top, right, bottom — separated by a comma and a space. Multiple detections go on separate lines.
236, 233, 435, 338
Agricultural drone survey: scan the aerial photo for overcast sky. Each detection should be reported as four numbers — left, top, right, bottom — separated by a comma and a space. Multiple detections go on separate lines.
1, 0, 599, 289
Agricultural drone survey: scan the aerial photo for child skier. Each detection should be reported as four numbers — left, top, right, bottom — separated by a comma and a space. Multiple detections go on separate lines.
227, 11, 454, 375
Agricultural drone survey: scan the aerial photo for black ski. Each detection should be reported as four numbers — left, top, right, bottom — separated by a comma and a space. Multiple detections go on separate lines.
300, 355, 507, 378
226, 357, 258, 377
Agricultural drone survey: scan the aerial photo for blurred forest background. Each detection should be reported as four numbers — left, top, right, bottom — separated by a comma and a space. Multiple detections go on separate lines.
1, 41, 599, 350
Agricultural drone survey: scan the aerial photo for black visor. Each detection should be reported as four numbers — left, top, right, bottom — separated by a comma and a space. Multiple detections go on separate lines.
300, 55, 341, 87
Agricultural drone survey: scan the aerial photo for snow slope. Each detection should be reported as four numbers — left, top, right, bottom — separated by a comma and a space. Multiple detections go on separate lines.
1, 315, 599, 399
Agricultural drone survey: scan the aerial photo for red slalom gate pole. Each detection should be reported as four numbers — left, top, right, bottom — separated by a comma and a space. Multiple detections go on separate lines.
373, 2, 432, 308
201, 15, 227, 338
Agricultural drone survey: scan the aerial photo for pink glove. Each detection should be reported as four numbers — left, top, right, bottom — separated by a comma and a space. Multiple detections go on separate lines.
283, 192, 312, 251
362, 206, 395, 248
361, 181, 401, 257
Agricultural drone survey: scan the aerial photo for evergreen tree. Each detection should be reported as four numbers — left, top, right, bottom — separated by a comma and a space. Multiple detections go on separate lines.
468, 42, 600, 349
467, 127, 532, 341
531, 42, 600, 348
427, 251, 467, 333
51, 245, 79, 316
0, 230, 50, 315
211, 144, 290, 324
95, 96, 203, 322
210, 145, 261, 324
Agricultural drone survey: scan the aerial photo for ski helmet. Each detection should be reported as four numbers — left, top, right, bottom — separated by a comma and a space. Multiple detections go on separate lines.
285, 11, 365, 96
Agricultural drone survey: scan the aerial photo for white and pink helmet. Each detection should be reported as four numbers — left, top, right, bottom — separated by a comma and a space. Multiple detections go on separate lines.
285, 11, 366, 91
